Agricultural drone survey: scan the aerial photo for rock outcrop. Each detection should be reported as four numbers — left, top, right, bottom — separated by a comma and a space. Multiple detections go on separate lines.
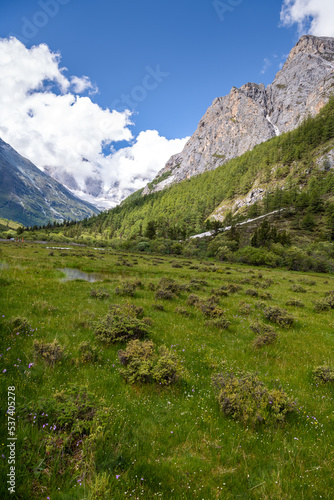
143, 35, 334, 195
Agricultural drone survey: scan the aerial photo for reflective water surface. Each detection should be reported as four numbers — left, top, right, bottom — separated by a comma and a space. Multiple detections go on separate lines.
59, 268, 105, 282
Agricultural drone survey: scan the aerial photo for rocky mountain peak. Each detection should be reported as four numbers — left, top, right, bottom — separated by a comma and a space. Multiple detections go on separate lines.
143, 35, 334, 196
286, 35, 334, 64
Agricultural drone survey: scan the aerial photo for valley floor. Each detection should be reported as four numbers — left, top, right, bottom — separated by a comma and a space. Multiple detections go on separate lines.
1, 242, 334, 499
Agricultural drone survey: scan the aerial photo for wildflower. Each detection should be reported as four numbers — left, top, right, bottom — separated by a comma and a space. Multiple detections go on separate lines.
28, 363, 34, 369
3, 369, 6, 373
116, 475, 120, 479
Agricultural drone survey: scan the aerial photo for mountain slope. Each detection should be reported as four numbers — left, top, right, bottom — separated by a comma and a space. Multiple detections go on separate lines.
144, 35, 334, 195
75, 98, 334, 240
0, 138, 100, 226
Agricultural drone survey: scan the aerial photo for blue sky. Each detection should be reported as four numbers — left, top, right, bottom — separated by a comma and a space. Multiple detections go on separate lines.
0, 0, 298, 139
0, 0, 333, 206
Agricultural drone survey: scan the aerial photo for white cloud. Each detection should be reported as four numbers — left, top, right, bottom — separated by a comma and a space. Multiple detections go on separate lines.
101, 130, 189, 192
70, 75, 98, 94
280, 0, 334, 36
0, 37, 188, 204
261, 57, 272, 75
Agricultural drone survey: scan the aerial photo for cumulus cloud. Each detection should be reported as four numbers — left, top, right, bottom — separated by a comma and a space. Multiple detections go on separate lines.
280, 0, 334, 36
0, 37, 188, 205
70, 75, 98, 94
102, 130, 188, 191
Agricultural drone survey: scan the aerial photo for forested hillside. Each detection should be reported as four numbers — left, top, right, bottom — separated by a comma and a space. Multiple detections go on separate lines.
78, 99, 334, 239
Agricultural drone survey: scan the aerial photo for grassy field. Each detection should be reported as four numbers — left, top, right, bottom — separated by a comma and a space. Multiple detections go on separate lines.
1, 241, 334, 499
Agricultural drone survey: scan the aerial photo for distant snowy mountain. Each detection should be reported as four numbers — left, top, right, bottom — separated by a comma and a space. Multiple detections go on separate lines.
0, 138, 99, 226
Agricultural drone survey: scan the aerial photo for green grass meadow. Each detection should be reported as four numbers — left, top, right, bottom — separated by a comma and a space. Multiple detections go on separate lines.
1, 241, 334, 499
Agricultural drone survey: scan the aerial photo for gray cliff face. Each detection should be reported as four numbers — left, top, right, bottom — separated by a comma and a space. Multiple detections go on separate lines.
143, 35, 334, 195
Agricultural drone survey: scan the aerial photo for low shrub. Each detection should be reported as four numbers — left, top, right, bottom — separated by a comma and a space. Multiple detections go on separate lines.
154, 277, 182, 300
205, 317, 230, 330
33, 339, 65, 367
227, 283, 242, 293
250, 322, 277, 348
313, 365, 334, 384
95, 304, 149, 344
263, 306, 294, 328
211, 288, 229, 297
299, 278, 316, 286
252, 332, 277, 348
314, 297, 334, 312
212, 371, 296, 426
175, 307, 190, 317
187, 294, 200, 306
115, 280, 142, 297
189, 278, 208, 290
238, 302, 251, 315
245, 289, 259, 297
77, 341, 100, 363
118, 340, 179, 385
250, 322, 276, 335
21, 385, 96, 432
7, 316, 31, 334
155, 288, 175, 300
198, 296, 224, 318
259, 292, 272, 301
290, 284, 307, 293
171, 261, 182, 268
152, 303, 164, 311
285, 299, 305, 308
90, 288, 110, 300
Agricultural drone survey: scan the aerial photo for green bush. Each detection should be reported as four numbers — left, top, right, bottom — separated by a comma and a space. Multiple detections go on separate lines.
205, 317, 230, 330
190, 278, 208, 290
95, 304, 149, 344
90, 288, 110, 299
33, 339, 65, 367
314, 293, 334, 312
285, 299, 305, 307
250, 322, 276, 335
250, 322, 277, 348
212, 371, 296, 426
259, 291, 272, 301
290, 284, 307, 293
175, 306, 190, 317
118, 340, 179, 385
313, 365, 334, 384
198, 296, 224, 318
21, 385, 96, 432
227, 283, 242, 293
263, 306, 295, 328
187, 294, 200, 306
115, 280, 142, 297
252, 332, 277, 348
238, 302, 251, 315
7, 316, 31, 334
77, 341, 100, 363
154, 277, 182, 300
